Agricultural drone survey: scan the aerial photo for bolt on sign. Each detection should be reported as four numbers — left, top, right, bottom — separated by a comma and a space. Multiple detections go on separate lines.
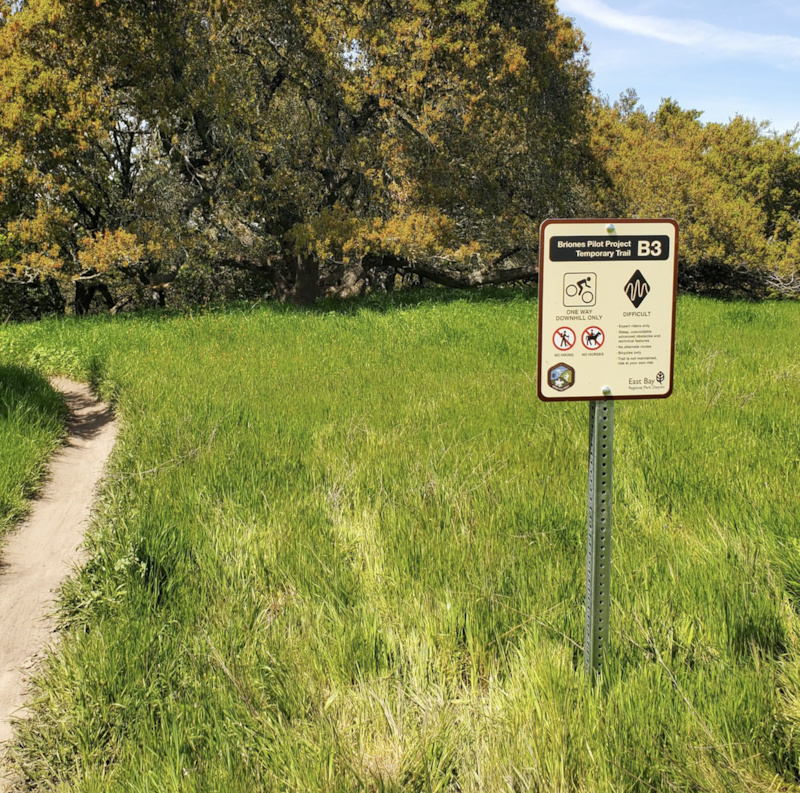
537, 219, 678, 402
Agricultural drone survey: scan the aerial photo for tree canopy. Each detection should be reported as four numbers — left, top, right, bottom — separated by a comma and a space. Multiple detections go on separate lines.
0, 2, 798, 316
591, 93, 800, 297
0, 0, 593, 313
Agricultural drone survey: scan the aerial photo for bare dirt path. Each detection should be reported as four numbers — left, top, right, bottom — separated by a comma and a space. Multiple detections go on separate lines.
0, 378, 117, 790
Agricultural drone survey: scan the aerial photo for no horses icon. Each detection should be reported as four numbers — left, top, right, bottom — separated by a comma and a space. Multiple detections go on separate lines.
582, 326, 604, 350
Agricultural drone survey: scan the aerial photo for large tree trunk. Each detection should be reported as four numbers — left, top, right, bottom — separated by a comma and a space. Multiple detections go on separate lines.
74, 282, 95, 316
75, 280, 115, 315
327, 263, 367, 299
97, 283, 115, 310
285, 254, 319, 306
45, 277, 67, 316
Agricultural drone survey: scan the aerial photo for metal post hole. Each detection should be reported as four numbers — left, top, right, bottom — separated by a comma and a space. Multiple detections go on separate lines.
585, 399, 614, 678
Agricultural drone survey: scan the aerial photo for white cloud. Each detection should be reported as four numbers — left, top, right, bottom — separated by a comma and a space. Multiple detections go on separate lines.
561, 0, 800, 65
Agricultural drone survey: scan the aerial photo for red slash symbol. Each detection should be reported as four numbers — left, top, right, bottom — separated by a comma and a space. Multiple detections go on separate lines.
582, 326, 605, 349
553, 327, 576, 350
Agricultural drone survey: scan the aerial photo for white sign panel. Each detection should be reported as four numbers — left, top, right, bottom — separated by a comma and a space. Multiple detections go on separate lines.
537, 219, 678, 401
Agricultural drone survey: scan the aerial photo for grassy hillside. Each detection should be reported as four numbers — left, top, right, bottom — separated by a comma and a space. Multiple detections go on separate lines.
2, 291, 800, 792
0, 365, 66, 538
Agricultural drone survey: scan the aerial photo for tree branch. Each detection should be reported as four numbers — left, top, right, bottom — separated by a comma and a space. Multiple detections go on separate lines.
364, 249, 535, 289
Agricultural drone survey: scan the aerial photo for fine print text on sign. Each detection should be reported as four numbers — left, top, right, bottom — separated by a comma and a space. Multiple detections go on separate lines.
537, 219, 678, 401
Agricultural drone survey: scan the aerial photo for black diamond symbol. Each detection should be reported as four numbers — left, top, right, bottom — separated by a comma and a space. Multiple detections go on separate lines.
624, 270, 650, 308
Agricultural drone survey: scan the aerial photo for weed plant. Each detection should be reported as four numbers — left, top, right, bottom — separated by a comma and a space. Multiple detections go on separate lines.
1, 291, 799, 791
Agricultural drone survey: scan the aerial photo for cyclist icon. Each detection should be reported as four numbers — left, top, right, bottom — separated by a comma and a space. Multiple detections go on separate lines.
565, 276, 594, 303
563, 272, 596, 306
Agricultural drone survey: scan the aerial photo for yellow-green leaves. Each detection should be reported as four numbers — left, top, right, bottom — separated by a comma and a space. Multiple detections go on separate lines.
592, 95, 800, 294
0, 0, 593, 307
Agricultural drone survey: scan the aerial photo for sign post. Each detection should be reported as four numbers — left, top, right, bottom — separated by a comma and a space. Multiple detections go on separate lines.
585, 396, 613, 677
537, 219, 678, 679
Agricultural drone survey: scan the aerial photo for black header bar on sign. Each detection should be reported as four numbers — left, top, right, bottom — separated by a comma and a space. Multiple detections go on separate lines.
549, 235, 670, 262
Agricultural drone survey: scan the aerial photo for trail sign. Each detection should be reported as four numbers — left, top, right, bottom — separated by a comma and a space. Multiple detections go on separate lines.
537, 219, 678, 402
536, 219, 679, 681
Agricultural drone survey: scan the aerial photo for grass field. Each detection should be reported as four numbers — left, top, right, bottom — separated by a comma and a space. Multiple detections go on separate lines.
1, 290, 800, 792
0, 365, 66, 539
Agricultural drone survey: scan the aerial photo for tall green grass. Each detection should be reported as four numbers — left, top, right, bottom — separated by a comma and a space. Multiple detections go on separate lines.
0, 364, 67, 537
2, 292, 800, 791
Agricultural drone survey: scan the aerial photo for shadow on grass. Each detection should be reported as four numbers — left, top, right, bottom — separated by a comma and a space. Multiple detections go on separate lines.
30, 285, 540, 326
0, 365, 67, 424
311, 284, 540, 314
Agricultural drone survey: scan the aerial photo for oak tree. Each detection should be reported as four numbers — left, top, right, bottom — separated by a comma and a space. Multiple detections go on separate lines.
0, 0, 593, 310
592, 93, 800, 296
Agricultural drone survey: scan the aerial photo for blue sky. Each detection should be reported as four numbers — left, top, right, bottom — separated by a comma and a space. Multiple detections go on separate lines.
558, 0, 800, 134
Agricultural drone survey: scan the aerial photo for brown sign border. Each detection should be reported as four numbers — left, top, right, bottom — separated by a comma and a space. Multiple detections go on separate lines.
537, 218, 679, 402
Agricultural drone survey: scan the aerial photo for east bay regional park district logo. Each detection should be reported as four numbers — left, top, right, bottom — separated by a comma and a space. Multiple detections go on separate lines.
548, 363, 575, 392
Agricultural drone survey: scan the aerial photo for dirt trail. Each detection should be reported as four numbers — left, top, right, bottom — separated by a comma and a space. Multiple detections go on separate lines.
0, 379, 117, 789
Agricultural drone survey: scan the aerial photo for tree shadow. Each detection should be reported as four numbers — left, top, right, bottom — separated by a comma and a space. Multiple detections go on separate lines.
678, 262, 769, 302
301, 284, 540, 315
61, 386, 115, 443
141, 284, 539, 319
0, 365, 67, 424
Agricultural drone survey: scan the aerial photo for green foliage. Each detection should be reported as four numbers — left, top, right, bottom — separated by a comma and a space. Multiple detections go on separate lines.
0, 0, 593, 310
2, 295, 800, 790
592, 94, 800, 297
0, 363, 66, 535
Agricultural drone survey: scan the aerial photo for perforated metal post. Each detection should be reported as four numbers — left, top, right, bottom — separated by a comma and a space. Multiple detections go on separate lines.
584, 398, 614, 679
